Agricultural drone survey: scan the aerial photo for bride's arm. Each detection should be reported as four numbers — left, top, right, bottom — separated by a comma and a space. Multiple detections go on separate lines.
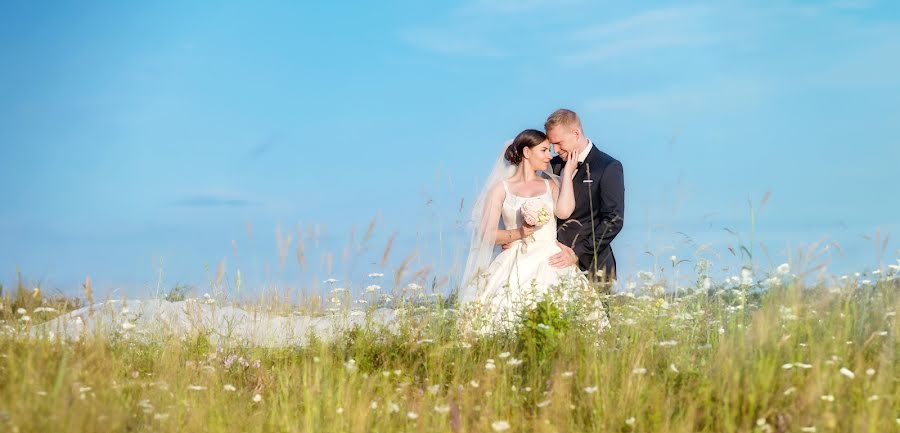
481, 183, 534, 245
552, 159, 577, 219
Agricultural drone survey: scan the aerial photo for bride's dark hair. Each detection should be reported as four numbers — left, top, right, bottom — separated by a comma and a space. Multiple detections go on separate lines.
504, 129, 547, 165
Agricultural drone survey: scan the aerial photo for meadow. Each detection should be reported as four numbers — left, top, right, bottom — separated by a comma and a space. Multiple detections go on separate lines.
0, 260, 897, 432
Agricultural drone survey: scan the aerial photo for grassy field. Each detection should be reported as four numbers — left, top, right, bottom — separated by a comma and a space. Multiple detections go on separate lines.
0, 266, 897, 433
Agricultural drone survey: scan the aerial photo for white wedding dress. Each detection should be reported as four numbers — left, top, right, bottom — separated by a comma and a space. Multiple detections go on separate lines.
467, 179, 590, 333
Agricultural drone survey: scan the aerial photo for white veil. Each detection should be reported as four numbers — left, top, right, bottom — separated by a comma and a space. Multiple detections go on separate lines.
458, 141, 516, 304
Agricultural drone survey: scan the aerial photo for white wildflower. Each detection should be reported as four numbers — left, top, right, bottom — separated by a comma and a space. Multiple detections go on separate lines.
561, 371, 574, 378
335, 407, 343, 414
669, 363, 679, 374
866, 368, 875, 376
427, 384, 441, 395
741, 267, 754, 285
369, 401, 378, 410
469, 380, 479, 388
658, 340, 677, 347
800, 427, 817, 433
820, 394, 835, 402
867, 395, 879, 402
839, 368, 855, 379
498, 352, 511, 359
223, 384, 236, 392
16, 308, 26, 315
583, 386, 598, 394
252, 394, 262, 403
536, 399, 551, 408
388, 402, 400, 413
776, 263, 790, 275
491, 420, 511, 431
485, 360, 496, 371
365, 285, 381, 292
407, 411, 418, 420
625, 417, 636, 427
344, 359, 357, 373
434, 404, 450, 414
632, 368, 647, 375
506, 358, 523, 366
153, 413, 169, 421
783, 387, 797, 396
187, 385, 206, 391
795, 363, 813, 369
323, 278, 338, 284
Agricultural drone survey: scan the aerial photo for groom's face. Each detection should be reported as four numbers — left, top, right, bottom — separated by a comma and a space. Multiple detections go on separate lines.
547, 126, 578, 161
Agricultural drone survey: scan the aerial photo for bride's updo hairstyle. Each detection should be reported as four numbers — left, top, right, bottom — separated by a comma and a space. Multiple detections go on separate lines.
504, 129, 547, 165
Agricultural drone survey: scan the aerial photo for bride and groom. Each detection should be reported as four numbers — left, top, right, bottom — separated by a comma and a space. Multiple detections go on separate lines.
36, 109, 623, 346
459, 109, 625, 331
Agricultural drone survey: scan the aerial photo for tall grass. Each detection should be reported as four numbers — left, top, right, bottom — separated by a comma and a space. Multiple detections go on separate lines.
1, 265, 897, 432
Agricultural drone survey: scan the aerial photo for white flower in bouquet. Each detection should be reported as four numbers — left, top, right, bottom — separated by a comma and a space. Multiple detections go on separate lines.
519, 199, 551, 251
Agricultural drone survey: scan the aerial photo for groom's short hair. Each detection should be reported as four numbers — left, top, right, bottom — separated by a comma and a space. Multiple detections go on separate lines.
545, 109, 582, 133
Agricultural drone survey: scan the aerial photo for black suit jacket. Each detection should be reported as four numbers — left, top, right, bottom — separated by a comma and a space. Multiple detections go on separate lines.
551, 144, 624, 281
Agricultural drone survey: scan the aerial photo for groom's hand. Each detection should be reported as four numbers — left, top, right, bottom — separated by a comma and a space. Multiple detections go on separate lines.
550, 241, 578, 268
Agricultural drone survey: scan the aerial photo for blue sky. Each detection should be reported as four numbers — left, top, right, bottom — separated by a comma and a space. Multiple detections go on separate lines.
2, 0, 898, 297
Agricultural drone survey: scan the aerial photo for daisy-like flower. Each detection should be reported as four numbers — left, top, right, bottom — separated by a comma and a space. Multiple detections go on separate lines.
866, 368, 876, 376
839, 368, 855, 379
498, 352, 511, 359
223, 384, 236, 392
407, 411, 419, 420
625, 417, 636, 427
469, 380, 480, 388
583, 386, 598, 394
506, 358, 523, 366
491, 420, 511, 431
16, 308, 26, 315
252, 394, 263, 403
485, 360, 496, 371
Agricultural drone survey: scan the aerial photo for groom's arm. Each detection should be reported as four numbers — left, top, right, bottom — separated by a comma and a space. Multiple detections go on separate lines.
574, 160, 625, 257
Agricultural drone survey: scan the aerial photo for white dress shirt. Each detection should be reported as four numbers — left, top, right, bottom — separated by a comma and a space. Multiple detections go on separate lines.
571, 139, 593, 178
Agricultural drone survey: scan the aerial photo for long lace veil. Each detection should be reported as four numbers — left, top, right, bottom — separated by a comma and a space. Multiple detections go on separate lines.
457, 141, 514, 303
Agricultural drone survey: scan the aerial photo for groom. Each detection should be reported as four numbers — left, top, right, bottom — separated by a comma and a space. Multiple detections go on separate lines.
546, 109, 625, 287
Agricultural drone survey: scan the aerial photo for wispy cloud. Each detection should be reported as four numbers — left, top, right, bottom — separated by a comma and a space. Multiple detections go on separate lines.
561, 5, 714, 66
587, 76, 772, 116
400, 28, 506, 57
170, 193, 261, 208
455, 0, 581, 15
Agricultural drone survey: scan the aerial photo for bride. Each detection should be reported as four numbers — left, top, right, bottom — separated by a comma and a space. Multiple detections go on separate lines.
459, 129, 592, 333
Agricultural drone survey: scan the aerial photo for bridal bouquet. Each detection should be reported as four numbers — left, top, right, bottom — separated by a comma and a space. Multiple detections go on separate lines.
520, 199, 551, 251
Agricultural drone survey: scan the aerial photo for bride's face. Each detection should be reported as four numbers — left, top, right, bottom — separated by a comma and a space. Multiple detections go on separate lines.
524, 140, 552, 171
